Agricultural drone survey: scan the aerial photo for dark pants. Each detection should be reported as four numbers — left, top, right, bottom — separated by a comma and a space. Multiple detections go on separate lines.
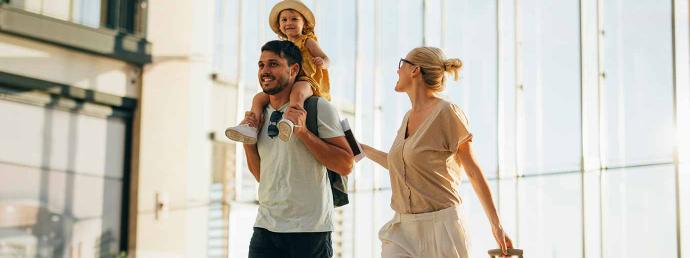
248, 227, 333, 258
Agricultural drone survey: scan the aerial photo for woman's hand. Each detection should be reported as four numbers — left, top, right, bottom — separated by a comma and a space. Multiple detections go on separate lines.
360, 144, 389, 170
492, 226, 514, 257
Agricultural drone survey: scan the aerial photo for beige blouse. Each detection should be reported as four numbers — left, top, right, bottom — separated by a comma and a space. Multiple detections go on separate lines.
387, 99, 473, 214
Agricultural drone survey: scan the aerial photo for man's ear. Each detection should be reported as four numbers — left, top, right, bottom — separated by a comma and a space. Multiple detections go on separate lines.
289, 63, 300, 77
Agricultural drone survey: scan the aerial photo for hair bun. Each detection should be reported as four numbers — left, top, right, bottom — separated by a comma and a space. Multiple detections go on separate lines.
443, 58, 463, 81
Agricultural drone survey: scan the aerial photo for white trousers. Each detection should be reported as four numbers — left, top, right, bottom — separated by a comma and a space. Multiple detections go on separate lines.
378, 206, 470, 258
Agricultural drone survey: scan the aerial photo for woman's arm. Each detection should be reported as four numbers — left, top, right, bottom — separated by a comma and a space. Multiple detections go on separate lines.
361, 144, 388, 170
454, 141, 513, 253
305, 38, 330, 69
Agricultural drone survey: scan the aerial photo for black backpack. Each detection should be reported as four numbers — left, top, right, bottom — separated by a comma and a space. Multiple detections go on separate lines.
303, 96, 349, 207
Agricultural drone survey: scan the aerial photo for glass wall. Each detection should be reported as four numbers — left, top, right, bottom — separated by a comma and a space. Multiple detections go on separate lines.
0, 97, 128, 258
217, 0, 690, 257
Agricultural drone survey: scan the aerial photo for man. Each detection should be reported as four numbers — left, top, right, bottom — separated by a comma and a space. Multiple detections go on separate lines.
239, 40, 354, 258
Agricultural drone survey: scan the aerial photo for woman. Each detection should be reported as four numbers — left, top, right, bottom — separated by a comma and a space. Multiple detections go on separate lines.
361, 47, 513, 258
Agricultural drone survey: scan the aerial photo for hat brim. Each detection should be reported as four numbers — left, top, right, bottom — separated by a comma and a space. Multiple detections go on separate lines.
269, 0, 315, 36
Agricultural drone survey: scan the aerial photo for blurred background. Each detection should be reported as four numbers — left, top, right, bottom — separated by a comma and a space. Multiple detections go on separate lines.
0, 0, 689, 257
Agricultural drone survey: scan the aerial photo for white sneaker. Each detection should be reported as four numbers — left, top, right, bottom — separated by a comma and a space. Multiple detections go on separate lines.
225, 124, 257, 144
277, 119, 294, 142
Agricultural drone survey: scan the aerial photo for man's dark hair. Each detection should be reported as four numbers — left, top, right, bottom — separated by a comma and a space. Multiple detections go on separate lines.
261, 40, 303, 72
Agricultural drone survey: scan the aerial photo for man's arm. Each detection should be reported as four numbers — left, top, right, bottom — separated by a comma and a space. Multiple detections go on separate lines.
284, 106, 354, 176
238, 111, 261, 182
299, 133, 354, 176
244, 144, 261, 182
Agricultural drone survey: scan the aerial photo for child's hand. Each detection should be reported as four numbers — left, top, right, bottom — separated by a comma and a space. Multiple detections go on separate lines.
242, 111, 262, 128
312, 57, 326, 69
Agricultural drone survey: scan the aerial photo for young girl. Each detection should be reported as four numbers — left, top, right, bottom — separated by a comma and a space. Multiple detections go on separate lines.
226, 0, 330, 143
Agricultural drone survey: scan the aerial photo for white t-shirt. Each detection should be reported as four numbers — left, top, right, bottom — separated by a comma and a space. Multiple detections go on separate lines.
255, 98, 344, 233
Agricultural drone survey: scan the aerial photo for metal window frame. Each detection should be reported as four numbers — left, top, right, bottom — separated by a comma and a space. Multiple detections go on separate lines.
0, 2, 151, 65
0, 71, 136, 254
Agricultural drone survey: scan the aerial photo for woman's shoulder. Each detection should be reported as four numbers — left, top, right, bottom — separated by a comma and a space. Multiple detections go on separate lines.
437, 99, 469, 124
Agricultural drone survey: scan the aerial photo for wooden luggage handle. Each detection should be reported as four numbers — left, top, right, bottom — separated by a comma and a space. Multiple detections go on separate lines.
488, 248, 523, 257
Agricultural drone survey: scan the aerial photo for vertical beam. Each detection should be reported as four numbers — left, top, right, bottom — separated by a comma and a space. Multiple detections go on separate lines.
595, 0, 605, 256
234, 0, 245, 202
353, 0, 362, 256
578, 0, 586, 256
496, 0, 503, 210
514, 0, 523, 245
671, 0, 690, 256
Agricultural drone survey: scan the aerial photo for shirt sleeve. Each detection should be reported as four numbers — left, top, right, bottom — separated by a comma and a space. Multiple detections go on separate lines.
316, 98, 345, 138
446, 103, 473, 152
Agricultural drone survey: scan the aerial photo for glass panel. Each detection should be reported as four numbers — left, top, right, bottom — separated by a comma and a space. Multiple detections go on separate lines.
374, 0, 423, 188
373, 189, 394, 256
498, 0, 517, 177
261, 0, 281, 40
602, 0, 674, 167
353, 0, 377, 191
584, 170, 602, 258
498, 178, 518, 243
71, 0, 101, 28
602, 165, 677, 258
213, 0, 240, 80
682, 164, 690, 258
351, 191, 377, 258
333, 201, 355, 258
9, 0, 101, 28
227, 202, 258, 258
240, 0, 261, 95
0, 99, 126, 179
0, 164, 123, 258
318, 0, 356, 106
518, 173, 582, 258
520, 0, 581, 174
444, 0, 498, 178
424, 0, 442, 47
459, 180, 498, 257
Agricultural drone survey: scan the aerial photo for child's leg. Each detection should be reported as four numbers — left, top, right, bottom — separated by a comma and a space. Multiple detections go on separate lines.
250, 92, 270, 126
288, 81, 314, 110
278, 81, 314, 142
224, 92, 269, 144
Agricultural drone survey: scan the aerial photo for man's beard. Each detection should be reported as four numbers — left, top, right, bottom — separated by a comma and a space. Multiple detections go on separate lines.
261, 74, 288, 95
263, 82, 287, 95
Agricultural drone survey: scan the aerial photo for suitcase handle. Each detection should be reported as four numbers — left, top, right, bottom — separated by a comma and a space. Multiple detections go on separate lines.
488, 248, 523, 257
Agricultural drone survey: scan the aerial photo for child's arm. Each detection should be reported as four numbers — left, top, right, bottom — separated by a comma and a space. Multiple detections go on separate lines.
305, 38, 330, 69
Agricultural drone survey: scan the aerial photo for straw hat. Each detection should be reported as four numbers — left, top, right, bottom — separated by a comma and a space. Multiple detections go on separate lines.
269, 0, 316, 35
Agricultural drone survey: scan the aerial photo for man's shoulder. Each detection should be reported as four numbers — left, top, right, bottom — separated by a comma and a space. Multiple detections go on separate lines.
314, 97, 336, 111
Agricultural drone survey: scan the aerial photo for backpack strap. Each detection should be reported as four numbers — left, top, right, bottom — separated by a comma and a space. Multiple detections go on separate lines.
303, 96, 349, 207
304, 96, 320, 137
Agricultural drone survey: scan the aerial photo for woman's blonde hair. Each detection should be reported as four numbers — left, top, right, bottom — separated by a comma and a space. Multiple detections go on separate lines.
407, 47, 462, 92
275, 9, 315, 40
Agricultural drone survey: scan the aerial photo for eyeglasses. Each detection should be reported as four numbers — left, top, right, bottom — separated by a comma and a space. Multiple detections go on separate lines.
267, 110, 283, 138
398, 58, 425, 74
398, 58, 415, 69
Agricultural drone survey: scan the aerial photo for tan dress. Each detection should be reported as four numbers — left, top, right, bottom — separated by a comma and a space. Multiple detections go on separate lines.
386, 99, 473, 214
